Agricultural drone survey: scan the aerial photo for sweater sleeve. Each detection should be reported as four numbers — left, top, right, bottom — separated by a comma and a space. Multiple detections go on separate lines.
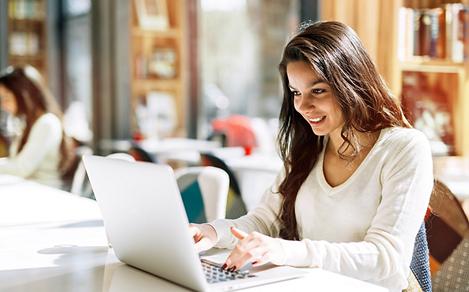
0, 114, 62, 177
275, 132, 433, 284
209, 170, 285, 248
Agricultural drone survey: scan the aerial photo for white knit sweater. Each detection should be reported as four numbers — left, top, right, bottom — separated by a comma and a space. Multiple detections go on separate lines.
210, 127, 433, 292
0, 113, 63, 188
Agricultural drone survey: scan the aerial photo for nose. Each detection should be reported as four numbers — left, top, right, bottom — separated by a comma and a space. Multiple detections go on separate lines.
296, 95, 313, 113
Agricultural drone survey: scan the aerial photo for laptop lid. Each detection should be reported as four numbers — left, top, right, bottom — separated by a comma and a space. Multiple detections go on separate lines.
83, 155, 208, 291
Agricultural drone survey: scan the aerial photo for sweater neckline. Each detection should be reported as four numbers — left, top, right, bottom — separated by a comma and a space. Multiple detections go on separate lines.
316, 128, 389, 193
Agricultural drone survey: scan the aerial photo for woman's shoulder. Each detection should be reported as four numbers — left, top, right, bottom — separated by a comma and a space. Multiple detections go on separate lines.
35, 113, 61, 124
379, 127, 430, 153
32, 113, 62, 132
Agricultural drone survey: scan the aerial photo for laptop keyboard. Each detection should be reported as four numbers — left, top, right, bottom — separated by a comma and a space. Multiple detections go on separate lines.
201, 259, 256, 284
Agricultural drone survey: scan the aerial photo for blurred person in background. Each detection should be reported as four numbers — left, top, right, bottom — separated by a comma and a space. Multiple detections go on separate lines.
190, 21, 433, 292
0, 65, 74, 188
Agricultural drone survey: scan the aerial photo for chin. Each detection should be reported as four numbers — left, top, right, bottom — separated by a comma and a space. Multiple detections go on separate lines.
311, 127, 328, 136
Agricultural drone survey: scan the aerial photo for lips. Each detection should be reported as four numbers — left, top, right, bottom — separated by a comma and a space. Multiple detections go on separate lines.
308, 116, 326, 124
309, 116, 325, 122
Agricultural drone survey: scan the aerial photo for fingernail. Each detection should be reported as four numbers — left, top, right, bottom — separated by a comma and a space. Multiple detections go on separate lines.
221, 263, 227, 270
252, 261, 258, 265
230, 266, 237, 272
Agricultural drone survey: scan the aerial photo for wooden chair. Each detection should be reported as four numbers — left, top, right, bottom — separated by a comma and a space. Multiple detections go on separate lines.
426, 180, 469, 291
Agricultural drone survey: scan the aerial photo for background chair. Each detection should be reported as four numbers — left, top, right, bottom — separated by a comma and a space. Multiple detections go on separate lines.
71, 152, 135, 198
128, 143, 157, 162
69, 146, 93, 197
426, 180, 469, 291
200, 152, 247, 219
174, 166, 229, 223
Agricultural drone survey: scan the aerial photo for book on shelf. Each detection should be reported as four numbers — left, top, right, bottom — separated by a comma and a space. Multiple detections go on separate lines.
398, 4, 469, 62
8, 0, 45, 20
445, 3, 465, 62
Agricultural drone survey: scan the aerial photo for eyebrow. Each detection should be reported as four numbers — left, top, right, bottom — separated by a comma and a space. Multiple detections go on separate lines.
288, 78, 327, 90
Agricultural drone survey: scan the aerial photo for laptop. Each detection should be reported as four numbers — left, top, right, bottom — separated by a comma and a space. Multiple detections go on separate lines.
83, 155, 308, 291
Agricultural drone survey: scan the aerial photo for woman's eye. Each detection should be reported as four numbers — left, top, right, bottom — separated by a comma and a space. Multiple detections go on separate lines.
291, 90, 301, 96
312, 88, 326, 94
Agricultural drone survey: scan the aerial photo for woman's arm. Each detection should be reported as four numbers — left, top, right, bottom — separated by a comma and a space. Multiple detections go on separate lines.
208, 170, 285, 248
0, 114, 62, 177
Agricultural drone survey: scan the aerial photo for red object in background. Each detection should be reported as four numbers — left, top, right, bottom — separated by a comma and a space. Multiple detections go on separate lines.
211, 115, 257, 150
132, 131, 144, 142
243, 146, 252, 156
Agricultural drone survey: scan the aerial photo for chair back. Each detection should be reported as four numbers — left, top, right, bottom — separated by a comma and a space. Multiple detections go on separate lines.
429, 180, 469, 238
410, 223, 432, 292
128, 144, 156, 162
70, 146, 93, 196
174, 166, 229, 222
200, 152, 247, 218
71, 152, 135, 197
426, 180, 469, 291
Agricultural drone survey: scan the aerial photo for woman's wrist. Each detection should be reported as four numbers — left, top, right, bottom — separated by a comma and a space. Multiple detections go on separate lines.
201, 223, 218, 244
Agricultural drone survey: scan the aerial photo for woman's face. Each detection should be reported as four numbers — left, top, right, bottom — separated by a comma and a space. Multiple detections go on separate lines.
0, 85, 18, 115
286, 61, 344, 137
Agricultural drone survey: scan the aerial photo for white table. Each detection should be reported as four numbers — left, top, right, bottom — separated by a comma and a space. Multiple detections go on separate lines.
0, 176, 386, 292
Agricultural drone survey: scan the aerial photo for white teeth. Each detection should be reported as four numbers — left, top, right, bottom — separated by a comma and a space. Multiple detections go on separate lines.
310, 116, 325, 123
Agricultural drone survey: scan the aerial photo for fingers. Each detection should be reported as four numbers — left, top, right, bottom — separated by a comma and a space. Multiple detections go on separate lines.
224, 231, 266, 271
225, 246, 268, 271
189, 225, 202, 242
230, 226, 248, 240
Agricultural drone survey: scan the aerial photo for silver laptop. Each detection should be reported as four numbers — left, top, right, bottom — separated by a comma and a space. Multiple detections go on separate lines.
83, 155, 307, 291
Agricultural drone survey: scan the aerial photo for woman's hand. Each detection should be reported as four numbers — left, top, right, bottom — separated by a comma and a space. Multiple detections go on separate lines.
223, 227, 285, 271
189, 223, 218, 252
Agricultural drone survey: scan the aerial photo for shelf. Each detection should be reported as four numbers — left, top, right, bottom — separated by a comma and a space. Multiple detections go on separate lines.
132, 79, 180, 91
9, 54, 45, 61
130, 0, 186, 137
9, 18, 45, 24
400, 59, 465, 73
132, 28, 180, 38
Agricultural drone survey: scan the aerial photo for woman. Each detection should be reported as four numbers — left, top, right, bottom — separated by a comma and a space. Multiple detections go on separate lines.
0, 65, 73, 188
190, 21, 433, 291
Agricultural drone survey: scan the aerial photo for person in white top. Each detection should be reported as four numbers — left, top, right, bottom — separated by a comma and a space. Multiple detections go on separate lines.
0, 66, 74, 188
190, 21, 433, 292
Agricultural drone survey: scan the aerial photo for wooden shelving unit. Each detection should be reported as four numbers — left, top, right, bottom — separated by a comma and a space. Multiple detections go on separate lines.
320, 0, 469, 156
129, 0, 187, 138
399, 0, 469, 156
6, 0, 48, 80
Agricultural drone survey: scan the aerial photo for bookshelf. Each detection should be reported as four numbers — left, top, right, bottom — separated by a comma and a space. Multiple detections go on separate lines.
129, 0, 187, 139
6, 0, 48, 80
398, 0, 469, 156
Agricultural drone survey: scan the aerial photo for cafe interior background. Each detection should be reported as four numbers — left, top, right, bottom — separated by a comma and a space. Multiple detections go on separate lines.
2, 0, 469, 286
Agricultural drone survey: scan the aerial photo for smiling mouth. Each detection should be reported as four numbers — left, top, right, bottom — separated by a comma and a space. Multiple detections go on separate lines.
308, 116, 326, 123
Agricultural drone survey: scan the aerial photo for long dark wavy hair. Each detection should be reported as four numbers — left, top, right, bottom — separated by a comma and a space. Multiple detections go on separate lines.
277, 21, 411, 240
0, 65, 74, 175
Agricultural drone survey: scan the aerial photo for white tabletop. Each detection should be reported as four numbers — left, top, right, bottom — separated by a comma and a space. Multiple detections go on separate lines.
0, 175, 386, 292
0, 175, 102, 227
